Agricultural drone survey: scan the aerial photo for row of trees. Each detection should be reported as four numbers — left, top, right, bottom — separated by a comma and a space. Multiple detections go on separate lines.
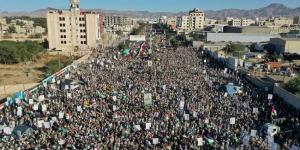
0, 40, 45, 64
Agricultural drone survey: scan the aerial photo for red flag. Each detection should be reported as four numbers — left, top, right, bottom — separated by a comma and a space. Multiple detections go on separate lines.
137, 42, 146, 58
271, 106, 277, 116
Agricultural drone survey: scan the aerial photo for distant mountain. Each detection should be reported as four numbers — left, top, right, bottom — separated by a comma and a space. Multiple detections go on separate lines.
0, 3, 299, 19
205, 3, 300, 19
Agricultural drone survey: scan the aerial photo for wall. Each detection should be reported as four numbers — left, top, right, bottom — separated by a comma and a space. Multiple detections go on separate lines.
207, 33, 278, 43
245, 75, 274, 92
0, 83, 39, 100
273, 86, 300, 109
285, 40, 300, 54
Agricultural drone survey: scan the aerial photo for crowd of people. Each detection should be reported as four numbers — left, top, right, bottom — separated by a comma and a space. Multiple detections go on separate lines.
0, 33, 300, 149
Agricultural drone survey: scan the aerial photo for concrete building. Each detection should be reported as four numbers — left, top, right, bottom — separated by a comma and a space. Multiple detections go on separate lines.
189, 8, 205, 30
261, 17, 293, 27
105, 15, 132, 27
207, 33, 278, 43
0, 17, 6, 25
166, 17, 177, 30
204, 18, 217, 26
104, 15, 135, 33
177, 8, 204, 32
227, 18, 255, 27
177, 16, 190, 31
294, 16, 300, 25
47, 0, 104, 51
270, 38, 300, 54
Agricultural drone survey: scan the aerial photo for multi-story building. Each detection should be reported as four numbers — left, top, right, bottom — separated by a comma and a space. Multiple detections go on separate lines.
177, 8, 205, 32
166, 17, 177, 30
227, 18, 255, 26
105, 15, 132, 27
188, 8, 205, 30
204, 18, 217, 26
294, 16, 300, 25
0, 17, 6, 25
177, 16, 189, 31
104, 15, 134, 33
47, 0, 104, 51
270, 38, 300, 54
261, 17, 293, 27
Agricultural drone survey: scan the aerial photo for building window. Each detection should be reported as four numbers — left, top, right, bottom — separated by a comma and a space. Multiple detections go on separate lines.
59, 17, 65, 21
84, 41, 87, 44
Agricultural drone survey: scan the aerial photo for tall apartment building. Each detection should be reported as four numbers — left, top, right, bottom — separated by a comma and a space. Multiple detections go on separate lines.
47, 0, 104, 51
188, 8, 205, 30
105, 15, 132, 27
177, 8, 205, 32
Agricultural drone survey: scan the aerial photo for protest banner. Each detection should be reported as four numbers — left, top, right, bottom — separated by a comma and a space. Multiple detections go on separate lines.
253, 108, 259, 113
42, 104, 47, 112
44, 122, 50, 128
153, 138, 159, 145
59, 111, 64, 119
29, 99, 34, 105
17, 107, 22, 116
33, 104, 39, 111
230, 117, 236, 125
134, 125, 141, 131
268, 94, 273, 100
38, 95, 45, 102
146, 123, 151, 130
250, 130, 257, 137
179, 101, 184, 109
197, 138, 203, 146
144, 93, 152, 106
77, 106, 83, 112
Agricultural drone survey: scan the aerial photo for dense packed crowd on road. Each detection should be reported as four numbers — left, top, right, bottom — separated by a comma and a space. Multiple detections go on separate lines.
0, 33, 300, 150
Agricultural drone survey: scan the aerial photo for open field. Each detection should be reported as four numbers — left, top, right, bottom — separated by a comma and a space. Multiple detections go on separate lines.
0, 53, 71, 85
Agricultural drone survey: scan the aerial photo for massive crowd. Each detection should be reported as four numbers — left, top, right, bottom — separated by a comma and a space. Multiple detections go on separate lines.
0, 33, 300, 149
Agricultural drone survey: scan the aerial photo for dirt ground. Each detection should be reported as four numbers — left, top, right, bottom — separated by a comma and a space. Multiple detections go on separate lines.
0, 54, 70, 85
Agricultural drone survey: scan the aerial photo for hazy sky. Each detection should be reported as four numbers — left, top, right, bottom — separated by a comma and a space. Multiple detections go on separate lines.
0, 0, 299, 12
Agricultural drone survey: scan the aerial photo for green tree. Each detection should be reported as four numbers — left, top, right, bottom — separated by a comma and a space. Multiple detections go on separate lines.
285, 76, 300, 95
8, 25, 16, 33
224, 43, 240, 54
116, 30, 123, 36
0, 40, 45, 64
170, 39, 180, 48
16, 20, 25, 27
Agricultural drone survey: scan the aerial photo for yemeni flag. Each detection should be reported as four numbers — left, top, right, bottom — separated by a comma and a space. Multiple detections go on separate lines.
271, 106, 277, 116
136, 42, 147, 58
